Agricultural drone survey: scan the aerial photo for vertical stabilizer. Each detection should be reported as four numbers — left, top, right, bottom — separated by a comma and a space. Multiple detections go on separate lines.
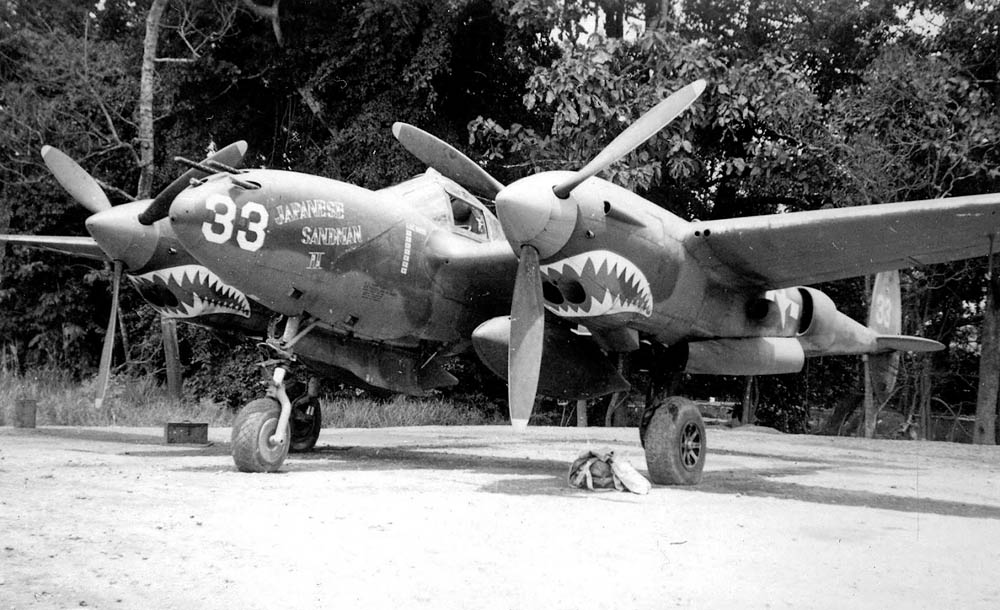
868, 271, 902, 404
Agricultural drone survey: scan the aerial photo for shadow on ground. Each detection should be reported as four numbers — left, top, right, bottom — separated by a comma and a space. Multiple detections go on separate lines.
298, 443, 1000, 517
25, 426, 1000, 518
696, 466, 1000, 519
28, 427, 167, 446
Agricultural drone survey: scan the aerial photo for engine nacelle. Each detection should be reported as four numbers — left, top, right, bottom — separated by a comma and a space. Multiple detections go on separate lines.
795, 287, 876, 356
685, 337, 805, 375
472, 317, 630, 400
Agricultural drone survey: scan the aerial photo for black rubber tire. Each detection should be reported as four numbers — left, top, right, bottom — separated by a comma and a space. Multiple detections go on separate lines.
642, 396, 706, 485
231, 398, 289, 473
289, 397, 321, 453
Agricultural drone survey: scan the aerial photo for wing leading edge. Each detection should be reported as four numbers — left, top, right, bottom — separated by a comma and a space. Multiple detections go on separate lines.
0, 235, 107, 261
684, 193, 1000, 289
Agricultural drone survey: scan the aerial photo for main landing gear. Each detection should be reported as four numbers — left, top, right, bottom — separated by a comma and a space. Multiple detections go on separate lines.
635, 344, 706, 485
639, 396, 706, 485
231, 365, 323, 473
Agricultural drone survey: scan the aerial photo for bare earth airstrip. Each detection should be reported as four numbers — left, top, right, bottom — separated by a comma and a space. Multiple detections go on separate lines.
2, 424, 999, 609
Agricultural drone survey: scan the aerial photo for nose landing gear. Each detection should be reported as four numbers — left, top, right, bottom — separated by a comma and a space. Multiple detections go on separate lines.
231, 361, 323, 473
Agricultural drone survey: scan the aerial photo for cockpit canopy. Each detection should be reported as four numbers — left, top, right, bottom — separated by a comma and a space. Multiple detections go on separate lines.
381, 169, 501, 240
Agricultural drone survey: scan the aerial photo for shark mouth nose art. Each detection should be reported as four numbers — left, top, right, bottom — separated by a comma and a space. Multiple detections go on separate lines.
129, 264, 251, 319
540, 250, 653, 318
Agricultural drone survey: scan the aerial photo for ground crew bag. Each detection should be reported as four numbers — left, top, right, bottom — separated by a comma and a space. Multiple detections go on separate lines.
567, 448, 651, 495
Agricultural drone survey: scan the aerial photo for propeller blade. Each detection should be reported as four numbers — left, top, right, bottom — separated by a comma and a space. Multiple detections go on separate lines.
508, 245, 545, 430
137, 140, 248, 225
0, 234, 107, 261
552, 79, 707, 198
392, 122, 505, 198
41, 146, 112, 214
94, 260, 123, 409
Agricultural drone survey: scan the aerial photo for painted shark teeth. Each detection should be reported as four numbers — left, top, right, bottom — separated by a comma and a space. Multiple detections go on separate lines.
128, 264, 251, 319
540, 250, 653, 318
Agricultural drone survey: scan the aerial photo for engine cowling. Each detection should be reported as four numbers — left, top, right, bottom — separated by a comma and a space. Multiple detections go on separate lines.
472, 317, 630, 400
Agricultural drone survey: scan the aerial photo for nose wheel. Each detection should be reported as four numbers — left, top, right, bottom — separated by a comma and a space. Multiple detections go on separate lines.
232, 366, 323, 472
232, 397, 289, 473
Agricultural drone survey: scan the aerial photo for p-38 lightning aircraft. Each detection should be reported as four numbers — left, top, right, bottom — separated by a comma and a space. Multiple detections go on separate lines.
6, 79, 1000, 484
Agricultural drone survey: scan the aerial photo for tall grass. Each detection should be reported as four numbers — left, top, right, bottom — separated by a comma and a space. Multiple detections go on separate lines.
1, 370, 502, 428
321, 395, 503, 428
0, 369, 232, 427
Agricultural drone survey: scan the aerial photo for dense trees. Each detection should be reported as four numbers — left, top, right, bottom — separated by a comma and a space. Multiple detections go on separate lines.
1, 0, 998, 438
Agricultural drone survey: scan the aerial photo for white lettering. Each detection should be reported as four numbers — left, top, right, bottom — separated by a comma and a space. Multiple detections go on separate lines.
300, 225, 363, 246
276, 200, 345, 225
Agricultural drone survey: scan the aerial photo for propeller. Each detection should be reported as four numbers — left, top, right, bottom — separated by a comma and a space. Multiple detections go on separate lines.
498, 80, 706, 428
41, 147, 127, 408
391, 122, 504, 198
41, 142, 247, 406
508, 244, 544, 430
393, 80, 707, 428
94, 260, 122, 409
138, 140, 248, 225
41, 146, 113, 214
552, 79, 706, 198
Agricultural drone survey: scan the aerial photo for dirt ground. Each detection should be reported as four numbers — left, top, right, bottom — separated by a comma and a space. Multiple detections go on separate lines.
2, 423, 999, 610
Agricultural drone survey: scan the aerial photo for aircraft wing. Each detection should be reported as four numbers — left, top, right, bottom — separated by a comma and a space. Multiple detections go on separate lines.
684, 193, 1000, 289
0, 235, 107, 261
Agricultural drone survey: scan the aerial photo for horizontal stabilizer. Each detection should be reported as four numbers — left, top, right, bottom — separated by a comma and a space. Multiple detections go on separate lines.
875, 335, 944, 353
0, 234, 107, 261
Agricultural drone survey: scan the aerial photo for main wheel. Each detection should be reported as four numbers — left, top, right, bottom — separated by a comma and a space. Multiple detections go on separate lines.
641, 396, 706, 485
232, 398, 289, 473
289, 396, 322, 453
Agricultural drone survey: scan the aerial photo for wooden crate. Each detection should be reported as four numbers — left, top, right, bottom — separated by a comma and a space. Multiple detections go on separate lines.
164, 422, 208, 444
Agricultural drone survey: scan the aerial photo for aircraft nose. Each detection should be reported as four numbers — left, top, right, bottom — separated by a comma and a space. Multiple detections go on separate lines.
495, 176, 577, 258
85, 201, 159, 271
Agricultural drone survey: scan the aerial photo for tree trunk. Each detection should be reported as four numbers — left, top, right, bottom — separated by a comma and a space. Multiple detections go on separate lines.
576, 399, 588, 427
161, 317, 183, 400
239, 0, 283, 46
861, 275, 877, 438
862, 356, 876, 438
139, 0, 183, 401
919, 360, 932, 440
644, 0, 674, 29
741, 376, 755, 425
975, 246, 1000, 445
137, 0, 168, 199
599, 1, 624, 38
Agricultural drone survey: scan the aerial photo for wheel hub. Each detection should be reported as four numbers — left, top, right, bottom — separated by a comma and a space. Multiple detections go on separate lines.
679, 421, 702, 470
257, 417, 285, 462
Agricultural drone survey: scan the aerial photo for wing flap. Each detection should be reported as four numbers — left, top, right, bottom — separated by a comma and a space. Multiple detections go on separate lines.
685, 193, 1000, 289
0, 235, 107, 261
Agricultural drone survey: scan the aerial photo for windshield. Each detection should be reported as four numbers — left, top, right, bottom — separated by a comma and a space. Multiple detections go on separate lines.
382, 169, 492, 239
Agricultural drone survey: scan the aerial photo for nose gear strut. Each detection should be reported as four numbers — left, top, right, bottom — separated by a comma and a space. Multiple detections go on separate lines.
267, 367, 293, 448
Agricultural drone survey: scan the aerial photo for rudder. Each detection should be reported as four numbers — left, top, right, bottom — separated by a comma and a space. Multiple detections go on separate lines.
867, 271, 902, 404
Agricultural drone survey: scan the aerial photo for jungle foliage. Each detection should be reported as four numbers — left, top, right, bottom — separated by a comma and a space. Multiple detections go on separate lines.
1, 0, 998, 433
